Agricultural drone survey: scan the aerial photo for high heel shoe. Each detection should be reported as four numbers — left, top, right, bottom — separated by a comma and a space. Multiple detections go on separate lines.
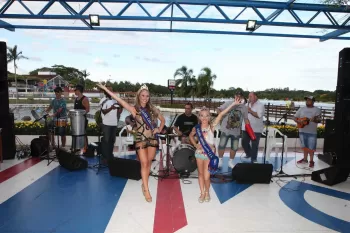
198, 193, 205, 203
144, 189, 152, 203
204, 192, 210, 202
141, 184, 145, 196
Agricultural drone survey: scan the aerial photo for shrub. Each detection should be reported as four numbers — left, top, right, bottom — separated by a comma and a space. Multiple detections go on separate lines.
14, 121, 325, 138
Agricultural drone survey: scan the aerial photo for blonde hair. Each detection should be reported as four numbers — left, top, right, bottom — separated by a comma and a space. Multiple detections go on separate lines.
135, 84, 158, 118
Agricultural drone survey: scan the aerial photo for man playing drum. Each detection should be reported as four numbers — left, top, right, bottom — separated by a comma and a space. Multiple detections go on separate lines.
45, 87, 67, 148
173, 102, 198, 145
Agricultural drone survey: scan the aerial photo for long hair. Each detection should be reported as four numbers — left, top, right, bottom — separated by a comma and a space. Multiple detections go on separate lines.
134, 84, 158, 120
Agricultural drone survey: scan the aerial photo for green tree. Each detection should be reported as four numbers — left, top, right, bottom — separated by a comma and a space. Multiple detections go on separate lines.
174, 66, 194, 99
323, 0, 349, 5
7, 45, 28, 102
197, 67, 217, 98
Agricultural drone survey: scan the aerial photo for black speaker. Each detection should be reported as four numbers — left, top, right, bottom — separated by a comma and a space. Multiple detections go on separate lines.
57, 149, 88, 171
0, 41, 7, 82
311, 165, 350, 186
334, 48, 350, 163
232, 163, 273, 184
0, 113, 16, 160
30, 137, 49, 157
108, 157, 141, 180
323, 119, 336, 154
337, 48, 350, 87
0, 41, 9, 114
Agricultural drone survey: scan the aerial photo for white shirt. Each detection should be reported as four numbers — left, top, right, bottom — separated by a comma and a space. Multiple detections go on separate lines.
99, 98, 119, 126
242, 100, 265, 133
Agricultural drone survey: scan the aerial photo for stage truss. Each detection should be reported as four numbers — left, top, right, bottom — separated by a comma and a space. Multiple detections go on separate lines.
1, 0, 350, 41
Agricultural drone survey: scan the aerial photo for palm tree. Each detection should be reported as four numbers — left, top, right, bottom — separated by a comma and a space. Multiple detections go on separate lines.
197, 67, 217, 99
188, 76, 198, 101
174, 66, 194, 99
79, 69, 90, 88
7, 45, 28, 102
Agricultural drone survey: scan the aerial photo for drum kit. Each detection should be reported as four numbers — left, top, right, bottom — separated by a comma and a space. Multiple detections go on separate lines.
157, 132, 197, 178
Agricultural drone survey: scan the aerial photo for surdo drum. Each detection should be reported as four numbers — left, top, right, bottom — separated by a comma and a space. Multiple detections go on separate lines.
68, 109, 86, 150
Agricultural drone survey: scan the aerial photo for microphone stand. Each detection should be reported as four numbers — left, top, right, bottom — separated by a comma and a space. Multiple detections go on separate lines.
274, 107, 292, 176
55, 112, 60, 150
35, 114, 56, 166
263, 103, 270, 164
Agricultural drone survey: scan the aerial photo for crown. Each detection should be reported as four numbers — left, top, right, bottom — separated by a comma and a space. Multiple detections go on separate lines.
139, 84, 148, 91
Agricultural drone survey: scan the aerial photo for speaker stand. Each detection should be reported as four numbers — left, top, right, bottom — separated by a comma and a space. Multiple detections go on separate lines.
263, 103, 270, 164
37, 114, 56, 166
90, 127, 107, 174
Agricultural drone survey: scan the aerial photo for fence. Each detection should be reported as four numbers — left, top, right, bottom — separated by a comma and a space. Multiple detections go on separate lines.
121, 98, 334, 125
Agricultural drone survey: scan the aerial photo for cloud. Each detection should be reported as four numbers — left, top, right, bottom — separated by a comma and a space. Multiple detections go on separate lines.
135, 56, 172, 63
28, 56, 42, 62
143, 57, 161, 63
113, 54, 120, 58
68, 47, 92, 56
94, 58, 108, 67
289, 38, 318, 49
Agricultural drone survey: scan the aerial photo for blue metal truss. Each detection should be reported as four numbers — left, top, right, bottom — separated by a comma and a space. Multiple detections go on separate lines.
1, 0, 350, 41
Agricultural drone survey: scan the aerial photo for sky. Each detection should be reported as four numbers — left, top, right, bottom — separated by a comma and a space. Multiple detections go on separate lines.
1, 0, 350, 92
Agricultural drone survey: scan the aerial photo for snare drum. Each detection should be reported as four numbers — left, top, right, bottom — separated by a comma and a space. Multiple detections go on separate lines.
55, 118, 67, 127
172, 144, 197, 174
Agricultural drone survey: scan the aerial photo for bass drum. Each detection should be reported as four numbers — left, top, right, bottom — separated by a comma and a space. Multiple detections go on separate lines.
172, 144, 197, 174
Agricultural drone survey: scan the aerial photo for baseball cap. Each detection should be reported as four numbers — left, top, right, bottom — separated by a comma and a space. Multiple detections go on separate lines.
304, 96, 315, 101
54, 86, 63, 93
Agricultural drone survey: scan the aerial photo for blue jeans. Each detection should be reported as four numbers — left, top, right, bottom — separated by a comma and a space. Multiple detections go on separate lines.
299, 132, 317, 151
218, 132, 240, 151
101, 124, 117, 160
242, 130, 261, 161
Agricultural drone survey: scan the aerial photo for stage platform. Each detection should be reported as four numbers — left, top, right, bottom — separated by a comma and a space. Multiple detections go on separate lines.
0, 149, 349, 233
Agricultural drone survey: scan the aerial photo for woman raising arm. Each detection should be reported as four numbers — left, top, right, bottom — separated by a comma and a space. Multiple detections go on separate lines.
97, 83, 165, 203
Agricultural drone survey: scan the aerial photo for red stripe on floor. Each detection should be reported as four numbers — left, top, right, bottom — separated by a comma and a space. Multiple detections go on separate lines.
153, 151, 187, 233
0, 158, 41, 183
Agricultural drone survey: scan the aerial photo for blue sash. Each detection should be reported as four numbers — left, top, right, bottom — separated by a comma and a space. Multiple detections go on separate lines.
139, 107, 158, 139
195, 124, 218, 174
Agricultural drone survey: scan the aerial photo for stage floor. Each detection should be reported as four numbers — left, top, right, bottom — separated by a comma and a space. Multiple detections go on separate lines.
0, 149, 349, 233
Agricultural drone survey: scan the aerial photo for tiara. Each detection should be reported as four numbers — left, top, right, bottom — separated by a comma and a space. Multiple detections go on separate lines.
139, 84, 148, 91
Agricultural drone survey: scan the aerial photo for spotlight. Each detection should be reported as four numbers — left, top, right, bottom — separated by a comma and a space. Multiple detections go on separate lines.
246, 20, 256, 31
89, 14, 100, 26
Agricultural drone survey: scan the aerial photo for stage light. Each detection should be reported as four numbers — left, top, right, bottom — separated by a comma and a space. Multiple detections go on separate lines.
89, 14, 100, 26
246, 20, 256, 31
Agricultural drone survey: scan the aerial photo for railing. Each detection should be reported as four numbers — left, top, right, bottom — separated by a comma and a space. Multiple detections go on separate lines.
120, 98, 334, 125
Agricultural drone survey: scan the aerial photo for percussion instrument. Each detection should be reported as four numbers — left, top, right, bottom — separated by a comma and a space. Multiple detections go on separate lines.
296, 117, 310, 128
55, 118, 67, 127
68, 109, 86, 149
245, 123, 256, 140
172, 144, 197, 174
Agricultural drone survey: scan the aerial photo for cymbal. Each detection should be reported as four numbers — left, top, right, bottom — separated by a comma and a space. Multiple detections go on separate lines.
158, 133, 177, 137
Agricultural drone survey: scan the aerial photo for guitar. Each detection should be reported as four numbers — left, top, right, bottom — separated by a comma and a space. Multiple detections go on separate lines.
296, 117, 310, 128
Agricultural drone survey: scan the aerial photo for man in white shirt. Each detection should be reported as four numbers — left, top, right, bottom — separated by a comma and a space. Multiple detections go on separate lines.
241, 92, 265, 163
99, 87, 120, 161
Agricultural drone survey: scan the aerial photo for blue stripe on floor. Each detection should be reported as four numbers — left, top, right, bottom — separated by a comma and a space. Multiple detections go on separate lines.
212, 156, 293, 204
0, 164, 128, 233
279, 180, 350, 233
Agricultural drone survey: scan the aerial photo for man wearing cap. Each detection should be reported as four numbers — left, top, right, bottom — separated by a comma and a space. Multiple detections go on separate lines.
74, 84, 90, 153
45, 87, 67, 147
217, 91, 249, 168
294, 96, 321, 168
